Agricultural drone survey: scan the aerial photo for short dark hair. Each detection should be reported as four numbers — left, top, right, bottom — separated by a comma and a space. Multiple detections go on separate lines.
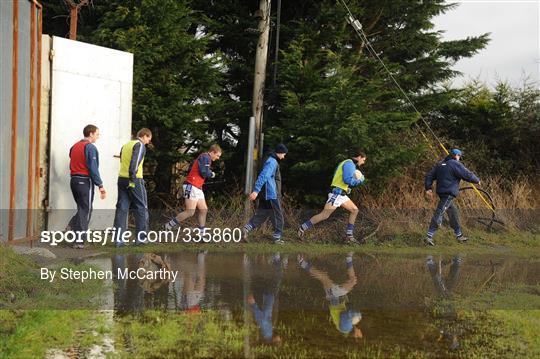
83, 124, 98, 137
137, 128, 152, 138
351, 149, 366, 158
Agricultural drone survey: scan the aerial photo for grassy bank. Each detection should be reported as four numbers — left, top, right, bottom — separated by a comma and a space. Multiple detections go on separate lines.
114, 310, 246, 358
428, 283, 540, 358
103, 229, 540, 258
142, 175, 540, 256
0, 245, 110, 358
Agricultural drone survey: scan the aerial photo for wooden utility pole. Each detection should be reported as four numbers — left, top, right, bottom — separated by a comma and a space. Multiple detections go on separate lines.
65, 0, 90, 40
251, 0, 271, 177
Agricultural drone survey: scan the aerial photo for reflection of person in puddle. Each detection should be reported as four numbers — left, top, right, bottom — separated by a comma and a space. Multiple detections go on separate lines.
298, 253, 363, 338
425, 255, 463, 350
113, 253, 171, 313
426, 255, 462, 298
247, 253, 285, 345
113, 254, 144, 313
170, 250, 207, 313
138, 253, 172, 293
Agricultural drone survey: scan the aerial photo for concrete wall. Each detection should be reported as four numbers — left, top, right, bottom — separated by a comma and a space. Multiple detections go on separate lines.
47, 36, 133, 230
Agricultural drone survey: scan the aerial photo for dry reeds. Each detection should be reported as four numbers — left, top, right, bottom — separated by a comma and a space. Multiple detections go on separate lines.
151, 175, 539, 240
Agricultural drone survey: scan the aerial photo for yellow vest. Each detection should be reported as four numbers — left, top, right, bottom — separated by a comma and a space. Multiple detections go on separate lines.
119, 140, 144, 179
329, 300, 347, 333
330, 159, 352, 192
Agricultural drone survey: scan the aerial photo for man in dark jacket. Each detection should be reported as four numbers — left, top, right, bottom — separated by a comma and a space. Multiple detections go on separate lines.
244, 144, 288, 244
424, 149, 480, 246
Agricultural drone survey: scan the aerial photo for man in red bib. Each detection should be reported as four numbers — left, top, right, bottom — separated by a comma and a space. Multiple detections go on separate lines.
67, 124, 107, 249
165, 144, 222, 235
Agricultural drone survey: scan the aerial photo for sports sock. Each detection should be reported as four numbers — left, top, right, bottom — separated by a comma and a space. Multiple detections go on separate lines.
300, 220, 313, 231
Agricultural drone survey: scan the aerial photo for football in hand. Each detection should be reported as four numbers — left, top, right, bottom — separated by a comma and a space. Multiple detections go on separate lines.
354, 170, 364, 181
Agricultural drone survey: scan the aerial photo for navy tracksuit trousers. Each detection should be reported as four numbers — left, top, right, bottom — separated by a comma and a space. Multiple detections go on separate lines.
68, 176, 94, 241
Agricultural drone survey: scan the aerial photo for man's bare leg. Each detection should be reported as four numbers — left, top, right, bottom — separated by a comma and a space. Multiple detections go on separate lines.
196, 199, 208, 229
164, 198, 197, 230
341, 200, 359, 242
298, 203, 337, 237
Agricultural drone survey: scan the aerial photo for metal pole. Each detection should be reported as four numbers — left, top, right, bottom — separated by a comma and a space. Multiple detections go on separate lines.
27, 1, 36, 238
260, 133, 264, 162
69, 5, 78, 40
34, 3, 43, 244
9, 0, 20, 242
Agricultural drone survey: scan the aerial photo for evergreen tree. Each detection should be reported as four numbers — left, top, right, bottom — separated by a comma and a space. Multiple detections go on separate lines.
42, 0, 224, 193
194, 0, 489, 199
433, 79, 540, 176
42, 0, 495, 199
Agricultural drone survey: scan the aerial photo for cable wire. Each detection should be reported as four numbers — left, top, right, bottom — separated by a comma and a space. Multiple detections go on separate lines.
337, 0, 495, 212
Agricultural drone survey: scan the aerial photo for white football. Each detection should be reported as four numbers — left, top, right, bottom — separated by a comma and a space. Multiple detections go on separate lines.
354, 170, 364, 180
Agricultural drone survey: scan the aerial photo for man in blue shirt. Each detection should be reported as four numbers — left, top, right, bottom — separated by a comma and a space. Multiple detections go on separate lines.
424, 149, 481, 246
244, 144, 288, 244
297, 253, 363, 339
298, 150, 366, 243
247, 253, 285, 345
164, 144, 222, 235
67, 124, 106, 249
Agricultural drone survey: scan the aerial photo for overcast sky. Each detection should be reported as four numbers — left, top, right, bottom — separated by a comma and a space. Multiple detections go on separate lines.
433, 0, 539, 88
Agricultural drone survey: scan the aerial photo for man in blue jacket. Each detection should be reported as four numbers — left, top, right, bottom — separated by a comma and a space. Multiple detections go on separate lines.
244, 144, 288, 244
424, 149, 480, 246
247, 253, 285, 344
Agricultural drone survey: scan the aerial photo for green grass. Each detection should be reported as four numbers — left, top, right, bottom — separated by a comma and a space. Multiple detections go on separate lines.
2, 230, 539, 358
426, 281, 540, 358
0, 310, 110, 358
98, 229, 540, 258
0, 245, 109, 358
112, 309, 435, 359
114, 310, 246, 358
457, 309, 540, 358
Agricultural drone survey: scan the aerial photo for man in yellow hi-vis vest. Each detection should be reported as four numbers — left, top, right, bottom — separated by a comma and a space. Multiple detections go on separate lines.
113, 128, 152, 247
297, 253, 363, 339
298, 150, 367, 243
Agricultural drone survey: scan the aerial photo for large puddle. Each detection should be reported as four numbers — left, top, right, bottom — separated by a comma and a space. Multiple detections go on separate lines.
88, 251, 539, 357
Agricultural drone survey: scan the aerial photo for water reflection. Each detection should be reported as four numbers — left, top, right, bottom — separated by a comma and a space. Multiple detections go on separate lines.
169, 250, 207, 313
426, 255, 462, 298
113, 254, 142, 313
298, 252, 363, 339
246, 253, 286, 345
425, 254, 463, 351
105, 250, 539, 357
112, 253, 171, 313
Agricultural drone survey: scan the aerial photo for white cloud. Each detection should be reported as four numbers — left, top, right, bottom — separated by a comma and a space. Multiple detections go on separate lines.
433, 0, 539, 88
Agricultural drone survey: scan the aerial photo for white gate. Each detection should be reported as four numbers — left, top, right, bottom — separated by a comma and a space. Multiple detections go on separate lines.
47, 36, 133, 230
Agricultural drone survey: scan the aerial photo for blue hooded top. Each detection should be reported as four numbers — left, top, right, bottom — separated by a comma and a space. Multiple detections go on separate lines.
425, 155, 480, 197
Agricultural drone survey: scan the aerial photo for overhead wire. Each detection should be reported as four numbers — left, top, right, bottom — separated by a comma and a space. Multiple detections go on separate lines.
337, 0, 495, 213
